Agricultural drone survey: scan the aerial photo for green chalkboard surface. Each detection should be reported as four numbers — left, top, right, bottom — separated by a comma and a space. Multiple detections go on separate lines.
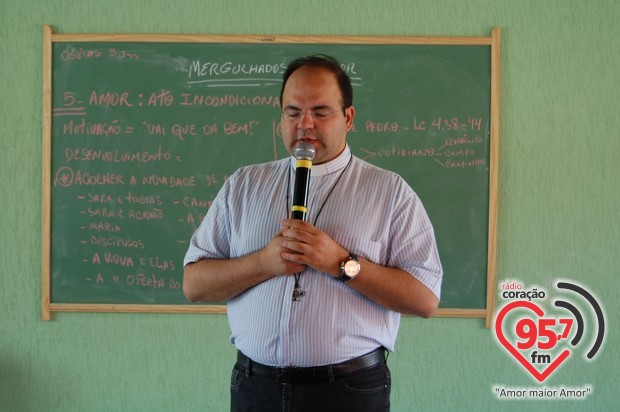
42, 29, 500, 320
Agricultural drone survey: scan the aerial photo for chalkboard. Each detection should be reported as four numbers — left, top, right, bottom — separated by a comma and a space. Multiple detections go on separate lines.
42, 26, 500, 324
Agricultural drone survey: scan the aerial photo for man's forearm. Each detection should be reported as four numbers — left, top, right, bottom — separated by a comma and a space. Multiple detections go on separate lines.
183, 253, 272, 302
346, 258, 440, 318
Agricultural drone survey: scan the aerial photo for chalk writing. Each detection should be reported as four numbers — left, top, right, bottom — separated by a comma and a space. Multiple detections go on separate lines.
64, 146, 172, 163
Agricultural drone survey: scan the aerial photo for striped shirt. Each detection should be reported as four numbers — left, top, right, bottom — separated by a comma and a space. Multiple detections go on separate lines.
184, 145, 442, 367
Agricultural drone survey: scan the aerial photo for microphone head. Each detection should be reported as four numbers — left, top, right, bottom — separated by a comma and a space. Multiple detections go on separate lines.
294, 141, 316, 161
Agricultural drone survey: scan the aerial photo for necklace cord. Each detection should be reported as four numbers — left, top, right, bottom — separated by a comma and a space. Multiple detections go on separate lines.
286, 155, 354, 298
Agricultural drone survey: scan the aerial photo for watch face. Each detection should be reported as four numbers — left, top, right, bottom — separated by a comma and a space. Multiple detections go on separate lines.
344, 260, 360, 277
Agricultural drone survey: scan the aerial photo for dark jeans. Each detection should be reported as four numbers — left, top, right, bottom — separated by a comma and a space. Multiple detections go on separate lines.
230, 360, 391, 412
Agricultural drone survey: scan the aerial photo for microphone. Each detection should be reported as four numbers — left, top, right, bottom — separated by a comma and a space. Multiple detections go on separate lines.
290, 141, 316, 221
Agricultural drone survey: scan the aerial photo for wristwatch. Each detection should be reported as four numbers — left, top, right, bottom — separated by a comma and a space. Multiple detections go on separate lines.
338, 253, 361, 281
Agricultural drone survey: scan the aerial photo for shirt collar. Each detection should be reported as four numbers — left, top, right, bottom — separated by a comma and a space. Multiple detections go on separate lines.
289, 145, 352, 177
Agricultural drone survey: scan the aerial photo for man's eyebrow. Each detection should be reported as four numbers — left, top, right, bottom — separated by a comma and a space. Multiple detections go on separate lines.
282, 104, 301, 111
283, 104, 335, 111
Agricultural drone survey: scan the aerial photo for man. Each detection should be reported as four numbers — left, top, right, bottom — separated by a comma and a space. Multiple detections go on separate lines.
183, 54, 442, 412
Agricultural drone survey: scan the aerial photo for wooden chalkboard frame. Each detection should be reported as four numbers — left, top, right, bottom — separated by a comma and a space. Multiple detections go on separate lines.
42, 25, 500, 326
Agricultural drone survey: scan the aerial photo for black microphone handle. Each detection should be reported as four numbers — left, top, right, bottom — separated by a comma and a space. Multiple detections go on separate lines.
291, 164, 311, 221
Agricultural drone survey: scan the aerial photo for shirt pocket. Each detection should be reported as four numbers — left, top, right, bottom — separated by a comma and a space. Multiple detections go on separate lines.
331, 230, 383, 265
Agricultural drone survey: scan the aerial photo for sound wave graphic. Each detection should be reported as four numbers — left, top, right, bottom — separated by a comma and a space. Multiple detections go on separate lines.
554, 281, 605, 359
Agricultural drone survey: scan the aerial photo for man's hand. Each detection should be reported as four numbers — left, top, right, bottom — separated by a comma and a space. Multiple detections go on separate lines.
278, 218, 348, 277
261, 226, 307, 276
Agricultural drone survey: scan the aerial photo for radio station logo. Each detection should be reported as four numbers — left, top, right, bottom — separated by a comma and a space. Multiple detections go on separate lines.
492, 279, 605, 400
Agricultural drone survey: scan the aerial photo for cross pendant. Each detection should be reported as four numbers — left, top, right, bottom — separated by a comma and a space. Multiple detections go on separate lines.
292, 288, 306, 301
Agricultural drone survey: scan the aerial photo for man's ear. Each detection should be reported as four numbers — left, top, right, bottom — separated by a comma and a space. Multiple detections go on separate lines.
344, 106, 355, 131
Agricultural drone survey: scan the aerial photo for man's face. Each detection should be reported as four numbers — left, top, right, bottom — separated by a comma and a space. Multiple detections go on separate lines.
280, 66, 355, 165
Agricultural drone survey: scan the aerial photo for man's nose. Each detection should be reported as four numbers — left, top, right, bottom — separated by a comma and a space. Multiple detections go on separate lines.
297, 112, 315, 128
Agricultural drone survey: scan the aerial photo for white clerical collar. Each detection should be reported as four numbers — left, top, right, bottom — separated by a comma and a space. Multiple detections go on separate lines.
290, 145, 352, 177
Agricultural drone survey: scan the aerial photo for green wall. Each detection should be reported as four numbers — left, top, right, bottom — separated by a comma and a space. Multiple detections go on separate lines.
1, 0, 618, 411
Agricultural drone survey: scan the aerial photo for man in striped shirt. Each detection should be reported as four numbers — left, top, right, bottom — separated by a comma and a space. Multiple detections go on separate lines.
184, 54, 442, 412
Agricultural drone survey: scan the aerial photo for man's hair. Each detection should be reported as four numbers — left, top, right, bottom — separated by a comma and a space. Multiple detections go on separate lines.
279, 54, 353, 109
